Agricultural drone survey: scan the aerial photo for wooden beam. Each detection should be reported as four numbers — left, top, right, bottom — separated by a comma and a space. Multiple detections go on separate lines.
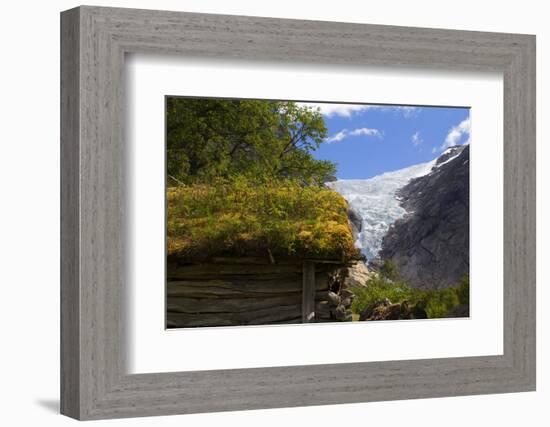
302, 260, 316, 322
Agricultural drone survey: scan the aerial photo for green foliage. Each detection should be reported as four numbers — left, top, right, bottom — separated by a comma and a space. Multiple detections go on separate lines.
380, 259, 398, 281
456, 274, 470, 305
166, 98, 335, 186
167, 177, 361, 261
424, 287, 460, 318
350, 265, 470, 319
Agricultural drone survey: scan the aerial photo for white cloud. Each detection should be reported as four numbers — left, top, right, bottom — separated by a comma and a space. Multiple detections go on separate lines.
441, 118, 471, 150
326, 129, 349, 143
395, 106, 421, 118
349, 127, 382, 138
299, 103, 370, 118
297, 102, 421, 118
326, 127, 382, 143
411, 131, 423, 146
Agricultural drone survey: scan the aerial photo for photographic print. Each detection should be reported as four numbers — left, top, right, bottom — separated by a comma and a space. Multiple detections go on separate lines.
166, 98, 470, 328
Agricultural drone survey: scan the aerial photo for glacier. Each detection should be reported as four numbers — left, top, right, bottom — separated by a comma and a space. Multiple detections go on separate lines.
326, 159, 437, 260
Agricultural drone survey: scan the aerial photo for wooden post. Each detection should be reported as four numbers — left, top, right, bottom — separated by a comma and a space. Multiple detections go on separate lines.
302, 260, 316, 323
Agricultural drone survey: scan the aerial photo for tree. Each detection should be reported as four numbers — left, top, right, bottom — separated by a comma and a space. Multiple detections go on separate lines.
166, 98, 336, 185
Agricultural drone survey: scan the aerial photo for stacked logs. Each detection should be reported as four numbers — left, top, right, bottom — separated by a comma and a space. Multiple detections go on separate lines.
166, 257, 353, 328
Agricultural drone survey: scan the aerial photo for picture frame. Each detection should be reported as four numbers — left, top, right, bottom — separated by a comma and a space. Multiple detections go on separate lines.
60, 5, 536, 420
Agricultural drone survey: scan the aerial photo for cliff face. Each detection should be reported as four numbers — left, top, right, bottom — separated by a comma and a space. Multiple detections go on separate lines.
347, 205, 363, 242
379, 145, 469, 289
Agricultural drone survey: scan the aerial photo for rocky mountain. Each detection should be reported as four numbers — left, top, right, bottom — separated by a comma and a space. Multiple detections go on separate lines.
379, 145, 469, 289
327, 159, 436, 260
328, 145, 469, 290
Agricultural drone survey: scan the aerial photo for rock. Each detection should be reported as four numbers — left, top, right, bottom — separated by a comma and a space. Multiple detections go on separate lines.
340, 297, 352, 307
333, 304, 347, 320
379, 145, 469, 289
435, 145, 464, 166
340, 289, 355, 299
344, 261, 370, 288
367, 258, 384, 273
359, 298, 390, 320
347, 206, 363, 240
327, 291, 341, 306
359, 299, 427, 321
314, 267, 356, 322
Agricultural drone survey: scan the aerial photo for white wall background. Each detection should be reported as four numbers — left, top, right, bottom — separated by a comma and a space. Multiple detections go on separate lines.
0, 0, 546, 425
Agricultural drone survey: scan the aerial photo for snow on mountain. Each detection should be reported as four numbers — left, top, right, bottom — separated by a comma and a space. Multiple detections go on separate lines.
433, 146, 464, 169
326, 159, 437, 260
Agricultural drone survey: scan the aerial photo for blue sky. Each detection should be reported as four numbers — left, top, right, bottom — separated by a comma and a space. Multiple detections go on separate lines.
298, 102, 471, 180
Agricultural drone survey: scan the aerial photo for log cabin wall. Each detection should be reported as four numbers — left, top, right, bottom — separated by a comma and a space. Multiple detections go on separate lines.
166, 258, 354, 328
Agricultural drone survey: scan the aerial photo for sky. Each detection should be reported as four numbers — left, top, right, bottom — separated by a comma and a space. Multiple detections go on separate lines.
297, 102, 471, 180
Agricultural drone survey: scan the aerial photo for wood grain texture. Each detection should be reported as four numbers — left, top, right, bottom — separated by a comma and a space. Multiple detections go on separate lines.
60, 5, 536, 420
302, 261, 316, 322
164, 262, 346, 328
60, 7, 80, 419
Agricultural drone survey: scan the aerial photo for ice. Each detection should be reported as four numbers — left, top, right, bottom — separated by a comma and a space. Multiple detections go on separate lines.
327, 160, 436, 260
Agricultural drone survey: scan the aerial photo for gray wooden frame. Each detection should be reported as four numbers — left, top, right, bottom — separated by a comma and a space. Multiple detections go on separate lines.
60, 5, 536, 420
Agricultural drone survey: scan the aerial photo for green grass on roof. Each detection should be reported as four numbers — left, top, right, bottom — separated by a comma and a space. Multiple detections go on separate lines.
167, 177, 361, 262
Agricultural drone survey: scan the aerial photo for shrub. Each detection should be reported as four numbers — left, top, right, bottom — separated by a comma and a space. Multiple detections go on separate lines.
350, 265, 469, 319
456, 274, 470, 306
380, 259, 399, 281
424, 287, 460, 318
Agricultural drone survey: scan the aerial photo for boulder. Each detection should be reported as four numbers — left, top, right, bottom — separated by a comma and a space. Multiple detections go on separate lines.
344, 261, 370, 288
359, 299, 427, 321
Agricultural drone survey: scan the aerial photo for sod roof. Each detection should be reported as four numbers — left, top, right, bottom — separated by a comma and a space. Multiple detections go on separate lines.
167, 179, 361, 263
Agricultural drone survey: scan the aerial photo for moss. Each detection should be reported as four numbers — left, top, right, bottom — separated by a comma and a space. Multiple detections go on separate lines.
167, 177, 361, 262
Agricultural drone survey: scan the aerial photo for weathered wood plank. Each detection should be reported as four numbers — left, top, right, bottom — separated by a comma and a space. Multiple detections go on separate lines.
167, 286, 299, 299
167, 263, 303, 278
209, 256, 272, 265
269, 317, 303, 325
167, 294, 302, 314
167, 279, 302, 294
166, 273, 328, 295
167, 304, 302, 328
167, 263, 337, 279
302, 261, 316, 322
167, 276, 329, 298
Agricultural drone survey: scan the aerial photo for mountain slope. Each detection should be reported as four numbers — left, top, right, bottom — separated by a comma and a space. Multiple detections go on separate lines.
379, 145, 469, 289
